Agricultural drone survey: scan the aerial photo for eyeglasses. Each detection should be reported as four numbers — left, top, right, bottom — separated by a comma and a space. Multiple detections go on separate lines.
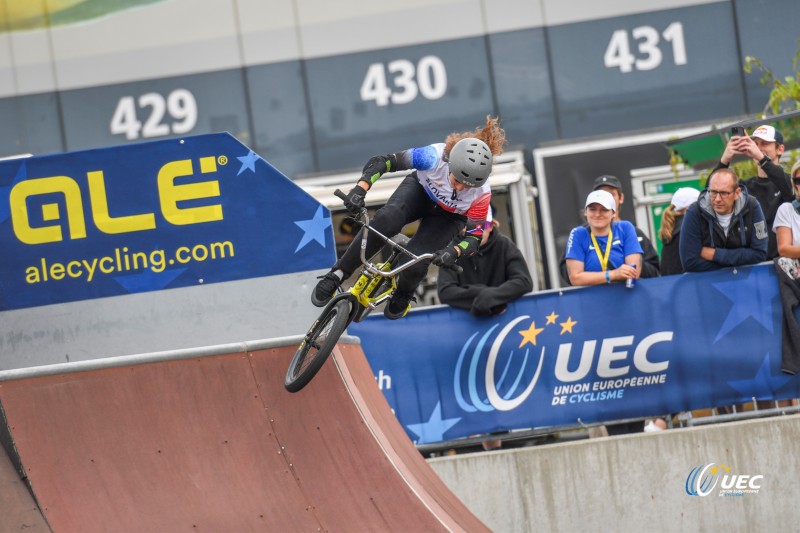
793, 176, 800, 186
708, 189, 736, 199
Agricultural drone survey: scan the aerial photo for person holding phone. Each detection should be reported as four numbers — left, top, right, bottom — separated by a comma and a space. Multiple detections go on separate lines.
715, 124, 792, 259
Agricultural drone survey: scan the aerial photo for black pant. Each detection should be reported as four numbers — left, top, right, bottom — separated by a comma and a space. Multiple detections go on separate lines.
335, 175, 466, 294
774, 258, 800, 374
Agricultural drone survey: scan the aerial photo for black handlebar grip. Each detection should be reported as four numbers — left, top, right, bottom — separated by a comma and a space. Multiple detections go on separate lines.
334, 189, 347, 201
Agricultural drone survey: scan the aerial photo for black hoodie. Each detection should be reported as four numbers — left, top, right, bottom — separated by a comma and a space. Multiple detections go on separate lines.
437, 229, 533, 316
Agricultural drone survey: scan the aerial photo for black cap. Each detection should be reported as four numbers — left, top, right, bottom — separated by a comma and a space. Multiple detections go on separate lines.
593, 175, 622, 191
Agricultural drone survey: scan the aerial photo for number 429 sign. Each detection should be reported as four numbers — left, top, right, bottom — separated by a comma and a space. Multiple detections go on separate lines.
110, 89, 198, 141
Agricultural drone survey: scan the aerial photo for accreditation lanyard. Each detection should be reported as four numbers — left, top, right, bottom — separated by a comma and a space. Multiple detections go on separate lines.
590, 227, 613, 272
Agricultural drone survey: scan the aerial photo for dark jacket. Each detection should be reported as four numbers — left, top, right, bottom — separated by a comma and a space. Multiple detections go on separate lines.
659, 214, 685, 276
679, 185, 768, 272
559, 225, 660, 286
715, 159, 792, 259
437, 229, 533, 316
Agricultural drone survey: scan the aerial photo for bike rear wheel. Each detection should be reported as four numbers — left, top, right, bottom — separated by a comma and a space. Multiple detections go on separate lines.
285, 298, 353, 392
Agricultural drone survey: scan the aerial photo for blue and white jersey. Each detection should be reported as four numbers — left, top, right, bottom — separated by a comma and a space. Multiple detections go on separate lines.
398, 143, 491, 221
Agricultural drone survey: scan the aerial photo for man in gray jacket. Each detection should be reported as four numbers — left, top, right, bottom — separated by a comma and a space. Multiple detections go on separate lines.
680, 168, 768, 272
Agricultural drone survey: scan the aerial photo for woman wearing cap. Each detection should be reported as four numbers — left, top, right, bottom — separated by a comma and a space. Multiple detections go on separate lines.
773, 160, 800, 277
565, 189, 643, 286
659, 187, 700, 276
312, 115, 506, 319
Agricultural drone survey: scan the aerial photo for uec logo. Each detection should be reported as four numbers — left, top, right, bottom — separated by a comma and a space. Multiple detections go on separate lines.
686, 463, 764, 496
453, 315, 671, 413
685, 464, 720, 496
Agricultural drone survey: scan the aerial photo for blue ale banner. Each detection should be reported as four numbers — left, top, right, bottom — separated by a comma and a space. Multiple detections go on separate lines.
350, 263, 800, 444
0, 133, 335, 310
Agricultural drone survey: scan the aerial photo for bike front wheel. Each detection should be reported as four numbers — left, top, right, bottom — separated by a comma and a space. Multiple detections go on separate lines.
285, 298, 353, 393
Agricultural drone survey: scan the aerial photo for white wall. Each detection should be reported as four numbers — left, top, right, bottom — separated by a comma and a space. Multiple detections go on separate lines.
0, 270, 325, 370
429, 416, 800, 532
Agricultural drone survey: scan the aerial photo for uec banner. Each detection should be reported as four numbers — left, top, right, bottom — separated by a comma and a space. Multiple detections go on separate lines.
350, 263, 800, 444
0, 133, 335, 310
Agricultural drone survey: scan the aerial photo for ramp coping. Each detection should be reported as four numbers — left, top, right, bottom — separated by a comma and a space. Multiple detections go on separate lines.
0, 334, 361, 382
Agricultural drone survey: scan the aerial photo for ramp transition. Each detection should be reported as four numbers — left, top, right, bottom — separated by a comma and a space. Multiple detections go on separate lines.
0, 437, 50, 531
0, 340, 487, 532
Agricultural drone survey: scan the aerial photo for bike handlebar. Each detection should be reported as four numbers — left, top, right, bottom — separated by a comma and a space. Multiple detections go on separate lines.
333, 188, 462, 274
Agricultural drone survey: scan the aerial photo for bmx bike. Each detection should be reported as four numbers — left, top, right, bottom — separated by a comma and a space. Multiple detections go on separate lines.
284, 189, 462, 393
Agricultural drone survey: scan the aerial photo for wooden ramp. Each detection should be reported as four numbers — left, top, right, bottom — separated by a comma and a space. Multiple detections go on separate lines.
0, 341, 487, 532
0, 440, 50, 531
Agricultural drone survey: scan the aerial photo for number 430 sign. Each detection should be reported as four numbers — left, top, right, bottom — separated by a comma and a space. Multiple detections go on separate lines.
360, 55, 447, 106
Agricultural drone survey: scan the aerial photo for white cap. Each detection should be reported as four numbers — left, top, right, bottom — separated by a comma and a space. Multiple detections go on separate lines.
751, 125, 783, 144
671, 187, 700, 211
585, 189, 616, 211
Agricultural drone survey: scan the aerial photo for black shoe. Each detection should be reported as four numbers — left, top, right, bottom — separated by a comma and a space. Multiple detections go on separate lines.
311, 271, 342, 307
384, 291, 416, 320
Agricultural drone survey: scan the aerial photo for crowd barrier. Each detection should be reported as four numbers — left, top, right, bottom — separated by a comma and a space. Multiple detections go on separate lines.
351, 262, 800, 444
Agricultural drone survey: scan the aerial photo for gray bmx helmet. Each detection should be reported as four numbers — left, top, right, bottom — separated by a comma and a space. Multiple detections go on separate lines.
449, 137, 492, 187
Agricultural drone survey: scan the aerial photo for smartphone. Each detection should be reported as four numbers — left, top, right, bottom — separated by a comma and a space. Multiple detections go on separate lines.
731, 126, 746, 137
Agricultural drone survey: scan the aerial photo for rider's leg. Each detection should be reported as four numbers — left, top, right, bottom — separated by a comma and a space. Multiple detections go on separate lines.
312, 176, 428, 306
384, 209, 465, 319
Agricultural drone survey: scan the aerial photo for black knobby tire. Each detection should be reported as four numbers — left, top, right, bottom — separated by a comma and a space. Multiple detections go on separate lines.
285, 299, 352, 393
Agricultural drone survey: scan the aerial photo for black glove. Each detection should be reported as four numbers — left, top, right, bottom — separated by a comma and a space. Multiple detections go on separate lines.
471, 289, 506, 316
362, 155, 391, 183
344, 184, 367, 215
432, 248, 458, 268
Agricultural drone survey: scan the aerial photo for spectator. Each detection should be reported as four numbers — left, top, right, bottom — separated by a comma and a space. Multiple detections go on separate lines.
774, 160, 800, 272
716, 125, 792, 259
773, 160, 800, 374
659, 187, 700, 276
437, 209, 533, 316
564, 190, 642, 286
592, 175, 661, 277
560, 175, 659, 285
679, 168, 768, 272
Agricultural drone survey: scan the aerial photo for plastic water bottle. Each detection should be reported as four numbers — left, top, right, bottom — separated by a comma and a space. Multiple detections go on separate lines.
626, 264, 637, 289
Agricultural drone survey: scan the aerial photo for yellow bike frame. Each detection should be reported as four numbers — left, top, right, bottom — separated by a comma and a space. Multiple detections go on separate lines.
349, 261, 395, 309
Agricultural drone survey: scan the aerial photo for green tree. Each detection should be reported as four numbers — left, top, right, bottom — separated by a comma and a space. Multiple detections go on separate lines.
670, 38, 800, 184
744, 37, 800, 170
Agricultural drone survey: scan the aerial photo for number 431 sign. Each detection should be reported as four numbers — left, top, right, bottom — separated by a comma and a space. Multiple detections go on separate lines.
604, 21, 687, 73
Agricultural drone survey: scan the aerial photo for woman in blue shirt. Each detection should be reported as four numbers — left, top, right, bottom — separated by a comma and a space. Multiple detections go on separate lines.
565, 190, 643, 286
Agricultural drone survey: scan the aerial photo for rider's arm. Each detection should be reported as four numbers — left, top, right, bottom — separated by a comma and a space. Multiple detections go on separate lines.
360, 150, 414, 190
452, 223, 483, 258
453, 194, 492, 258
361, 145, 443, 190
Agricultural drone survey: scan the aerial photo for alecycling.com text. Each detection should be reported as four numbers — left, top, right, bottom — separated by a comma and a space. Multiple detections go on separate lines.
24, 241, 235, 284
